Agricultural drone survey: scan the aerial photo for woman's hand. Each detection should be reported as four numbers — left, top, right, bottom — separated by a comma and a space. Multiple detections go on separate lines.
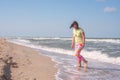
71, 36, 75, 49
71, 44, 74, 49
81, 32, 85, 49
81, 43, 85, 49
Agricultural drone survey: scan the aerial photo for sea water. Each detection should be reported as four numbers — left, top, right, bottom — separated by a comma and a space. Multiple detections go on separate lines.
9, 37, 120, 80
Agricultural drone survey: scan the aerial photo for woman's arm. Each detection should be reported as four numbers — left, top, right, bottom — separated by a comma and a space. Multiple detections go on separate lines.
82, 32, 85, 47
71, 36, 75, 48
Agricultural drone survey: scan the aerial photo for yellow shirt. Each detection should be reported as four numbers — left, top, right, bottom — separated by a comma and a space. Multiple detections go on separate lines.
73, 28, 84, 44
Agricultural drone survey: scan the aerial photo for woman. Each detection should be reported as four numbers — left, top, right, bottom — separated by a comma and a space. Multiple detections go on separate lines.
70, 21, 88, 71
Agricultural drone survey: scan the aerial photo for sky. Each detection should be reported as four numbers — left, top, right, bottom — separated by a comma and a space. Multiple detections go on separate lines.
0, 0, 120, 38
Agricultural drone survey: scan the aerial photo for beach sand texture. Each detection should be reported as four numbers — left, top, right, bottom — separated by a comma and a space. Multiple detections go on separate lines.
0, 38, 57, 80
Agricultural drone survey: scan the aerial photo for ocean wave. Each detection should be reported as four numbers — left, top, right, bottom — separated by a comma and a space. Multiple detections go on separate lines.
11, 39, 31, 44
32, 37, 72, 41
12, 37, 120, 44
32, 37, 59, 40
86, 39, 120, 44
9, 39, 120, 65
31, 38, 120, 44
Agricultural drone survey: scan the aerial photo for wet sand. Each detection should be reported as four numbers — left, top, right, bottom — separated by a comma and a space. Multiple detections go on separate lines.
0, 38, 57, 80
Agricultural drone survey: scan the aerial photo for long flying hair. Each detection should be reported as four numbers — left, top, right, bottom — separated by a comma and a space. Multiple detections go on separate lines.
70, 21, 79, 29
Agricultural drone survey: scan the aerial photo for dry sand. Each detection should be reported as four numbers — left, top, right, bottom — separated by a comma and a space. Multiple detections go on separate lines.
0, 38, 57, 80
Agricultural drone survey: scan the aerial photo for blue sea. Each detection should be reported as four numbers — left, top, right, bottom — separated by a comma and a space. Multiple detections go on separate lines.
8, 37, 120, 80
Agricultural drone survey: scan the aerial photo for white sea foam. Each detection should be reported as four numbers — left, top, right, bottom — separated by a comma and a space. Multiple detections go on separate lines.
32, 37, 62, 40
8, 39, 120, 66
24, 37, 120, 44
29, 37, 72, 40
86, 38, 120, 44
82, 50, 120, 65
11, 39, 30, 44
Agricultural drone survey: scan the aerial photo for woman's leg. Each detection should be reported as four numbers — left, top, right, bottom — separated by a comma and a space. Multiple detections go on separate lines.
75, 49, 83, 67
77, 49, 88, 71
75, 49, 88, 70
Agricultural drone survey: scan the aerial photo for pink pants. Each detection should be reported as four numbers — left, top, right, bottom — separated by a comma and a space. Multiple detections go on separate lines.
75, 44, 84, 61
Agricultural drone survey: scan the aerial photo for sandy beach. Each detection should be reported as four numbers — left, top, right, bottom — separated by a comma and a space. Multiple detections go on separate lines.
0, 38, 57, 80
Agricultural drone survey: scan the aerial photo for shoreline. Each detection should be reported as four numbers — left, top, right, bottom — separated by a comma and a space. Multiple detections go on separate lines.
0, 38, 57, 80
